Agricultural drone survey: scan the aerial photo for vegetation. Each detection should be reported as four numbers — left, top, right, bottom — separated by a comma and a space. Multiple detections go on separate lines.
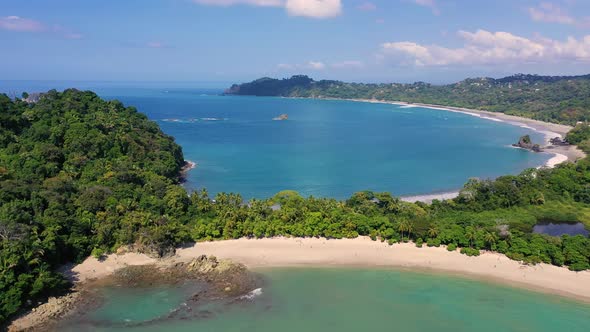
226, 74, 590, 125
1, 89, 590, 325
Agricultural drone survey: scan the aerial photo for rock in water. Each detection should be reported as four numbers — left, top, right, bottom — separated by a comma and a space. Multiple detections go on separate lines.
273, 114, 288, 121
513, 135, 543, 152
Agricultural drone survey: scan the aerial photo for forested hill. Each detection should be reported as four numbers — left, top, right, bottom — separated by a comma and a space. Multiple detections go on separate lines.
225, 74, 590, 125
0, 89, 186, 323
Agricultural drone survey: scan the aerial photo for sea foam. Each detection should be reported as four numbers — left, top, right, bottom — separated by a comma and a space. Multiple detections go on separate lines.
239, 288, 262, 300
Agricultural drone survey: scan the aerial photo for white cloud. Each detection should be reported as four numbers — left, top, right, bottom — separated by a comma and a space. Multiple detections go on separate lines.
357, 2, 377, 11
0, 16, 44, 32
412, 0, 439, 15
147, 41, 165, 48
277, 63, 295, 70
0, 16, 82, 39
193, 0, 282, 6
193, 0, 342, 18
331, 60, 364, 68
381, 29, 590, 66
307, 60, 326, 69
528, 2, 575, 25
277, 61, 326, 70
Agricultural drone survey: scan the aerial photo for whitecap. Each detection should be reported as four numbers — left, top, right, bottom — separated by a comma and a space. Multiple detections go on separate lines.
239, 288, 262, 300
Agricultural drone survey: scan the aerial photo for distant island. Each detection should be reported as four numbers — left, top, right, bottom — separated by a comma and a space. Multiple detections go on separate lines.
225, 74, 590, 125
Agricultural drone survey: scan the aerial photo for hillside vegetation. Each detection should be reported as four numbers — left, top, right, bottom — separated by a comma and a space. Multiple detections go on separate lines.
226, 74, 590, 125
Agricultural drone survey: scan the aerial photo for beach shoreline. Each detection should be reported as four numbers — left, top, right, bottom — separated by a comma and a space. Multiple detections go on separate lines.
346, 98, 586, 161
321, 97, 586, 203
13, 237, 590, 330
58, 237, 590, 304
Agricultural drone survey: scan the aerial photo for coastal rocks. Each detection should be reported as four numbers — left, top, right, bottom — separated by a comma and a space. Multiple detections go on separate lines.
8, 292, 85, 332
21, 92, 44, 104
180, 160, 197, 183
273, 114, 288, 121
549, 137, 569, 146
10, 256, 260, 331
110, 255, 257, 296
513, 135, 543, 152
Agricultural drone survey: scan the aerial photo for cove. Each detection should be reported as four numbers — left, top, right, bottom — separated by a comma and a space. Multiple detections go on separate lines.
58, 268, 590, 332
101, 88, 549, 199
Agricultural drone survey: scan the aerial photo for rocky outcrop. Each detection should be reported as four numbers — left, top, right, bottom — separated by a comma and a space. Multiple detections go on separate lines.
273, 114, 288, 121
8, 292, 86, 332
513, 135, 543, 152
22, 93, 44, 104
9, 256, 259, 331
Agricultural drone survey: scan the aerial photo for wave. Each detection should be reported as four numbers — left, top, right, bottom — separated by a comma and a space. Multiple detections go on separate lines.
160, 118, 229, 123
239, 288, 262, 300
201, 117, 228, 121
161, 118, 199, 123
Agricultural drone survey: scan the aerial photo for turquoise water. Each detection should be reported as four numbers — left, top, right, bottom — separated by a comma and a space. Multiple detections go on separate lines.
1, 82, 549, 199
60, 268, 590, 331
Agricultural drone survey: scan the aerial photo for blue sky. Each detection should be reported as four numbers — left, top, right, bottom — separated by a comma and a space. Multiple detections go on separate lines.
1, 0, 590, 83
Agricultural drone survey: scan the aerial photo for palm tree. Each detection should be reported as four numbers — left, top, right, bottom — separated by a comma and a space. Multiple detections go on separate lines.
397, 220, 409, 242
484, 231, 498, 249
427, 225, 439, 239
406, 220, 414, 241
465, 226, 477, 248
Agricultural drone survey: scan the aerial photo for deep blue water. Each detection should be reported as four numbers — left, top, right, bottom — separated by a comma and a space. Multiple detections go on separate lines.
1, 81, 550, 199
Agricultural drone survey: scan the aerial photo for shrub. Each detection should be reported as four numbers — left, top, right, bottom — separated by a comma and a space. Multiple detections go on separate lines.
460, 247, 480, 256
91, 247, 106, 259
446, 243, 457, 251
427, 238, 441, 247
415, 238, 424, 247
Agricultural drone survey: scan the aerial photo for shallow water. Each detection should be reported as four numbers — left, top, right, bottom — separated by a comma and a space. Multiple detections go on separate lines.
59, 268, 590, 332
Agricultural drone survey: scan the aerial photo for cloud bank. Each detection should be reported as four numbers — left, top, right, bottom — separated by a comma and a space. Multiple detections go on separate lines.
381, 29, 590, 66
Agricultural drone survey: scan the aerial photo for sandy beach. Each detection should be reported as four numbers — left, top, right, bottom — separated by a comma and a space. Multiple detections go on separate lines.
64, 237, 590, 303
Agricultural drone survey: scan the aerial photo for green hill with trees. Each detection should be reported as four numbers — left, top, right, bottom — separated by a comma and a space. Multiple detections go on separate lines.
225, 74, 590, 125
2, 89, 590, 325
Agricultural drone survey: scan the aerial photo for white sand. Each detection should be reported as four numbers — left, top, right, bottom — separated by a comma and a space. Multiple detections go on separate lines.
67, 237, 590, 303
544, 153, 569, 168
401, 191, 459, 203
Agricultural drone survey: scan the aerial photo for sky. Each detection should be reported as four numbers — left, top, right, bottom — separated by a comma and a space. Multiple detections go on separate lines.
1, 0, 590, 84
